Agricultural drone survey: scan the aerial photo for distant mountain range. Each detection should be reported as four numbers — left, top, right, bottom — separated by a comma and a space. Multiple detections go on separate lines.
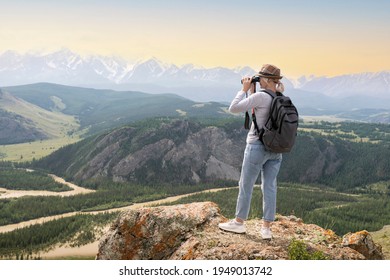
294, 72, 390, 98
0, 49, 252, 95
1, 49, 389, 102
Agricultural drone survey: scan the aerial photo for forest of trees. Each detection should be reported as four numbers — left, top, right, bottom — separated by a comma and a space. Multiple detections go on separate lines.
275, 119, 390, 192
299, 121, 390, 143
0, 168, 71, 192
0, 212, 115, 259
161, 183, 390, 235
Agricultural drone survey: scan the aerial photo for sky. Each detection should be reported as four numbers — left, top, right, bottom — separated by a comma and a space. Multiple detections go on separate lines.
1, 0, 389, 77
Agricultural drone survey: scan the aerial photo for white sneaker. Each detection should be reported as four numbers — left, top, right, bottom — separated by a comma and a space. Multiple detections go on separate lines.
261, 227, 272, 240
219, 219, 246, 233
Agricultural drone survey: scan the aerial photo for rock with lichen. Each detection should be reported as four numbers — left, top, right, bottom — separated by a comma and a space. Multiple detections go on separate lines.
342, 230, 383, 260
96, 202, 382, 260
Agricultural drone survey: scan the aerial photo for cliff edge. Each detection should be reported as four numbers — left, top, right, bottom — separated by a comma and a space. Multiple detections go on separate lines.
96, 202, 383, 260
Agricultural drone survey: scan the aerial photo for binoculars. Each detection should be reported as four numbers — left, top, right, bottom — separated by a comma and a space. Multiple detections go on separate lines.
240, 75, 260, 84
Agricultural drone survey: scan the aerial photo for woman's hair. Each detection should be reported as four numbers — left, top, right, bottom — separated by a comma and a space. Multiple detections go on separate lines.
262, 77, 284, 93
261, 78, 280, 86
267, 78, 280, 84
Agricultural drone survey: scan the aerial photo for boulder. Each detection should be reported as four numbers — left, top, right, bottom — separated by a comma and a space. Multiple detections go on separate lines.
96, 202, 221, 260
342, 230, 384, 260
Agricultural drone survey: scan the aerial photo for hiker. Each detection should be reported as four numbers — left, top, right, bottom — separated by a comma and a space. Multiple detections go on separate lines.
219, 64, 284, 240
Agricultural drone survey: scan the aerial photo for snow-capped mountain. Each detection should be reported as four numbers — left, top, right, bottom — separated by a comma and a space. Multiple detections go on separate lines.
0, 49, 112, 85
0, 49, 255, 87
297, 71, 390, 98
0, 49, 389, 102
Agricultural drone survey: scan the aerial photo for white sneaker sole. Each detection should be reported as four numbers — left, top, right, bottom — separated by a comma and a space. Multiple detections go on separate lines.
261, 231, 272, 240
218, 224, 246, 234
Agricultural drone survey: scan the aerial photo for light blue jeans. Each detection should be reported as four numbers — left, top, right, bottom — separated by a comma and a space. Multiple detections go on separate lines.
235, 142, 282, 222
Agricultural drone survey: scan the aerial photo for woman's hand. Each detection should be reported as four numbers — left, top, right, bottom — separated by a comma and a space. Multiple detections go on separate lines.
241, 76, 254, 93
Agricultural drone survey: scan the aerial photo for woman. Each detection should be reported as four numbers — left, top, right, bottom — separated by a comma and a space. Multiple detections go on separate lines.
218, 64, 284, 240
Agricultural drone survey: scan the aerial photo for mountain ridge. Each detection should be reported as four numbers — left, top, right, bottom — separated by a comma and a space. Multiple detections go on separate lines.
0, 49, 255, 87
1, 49, 389, 102
2, 83, 232, 140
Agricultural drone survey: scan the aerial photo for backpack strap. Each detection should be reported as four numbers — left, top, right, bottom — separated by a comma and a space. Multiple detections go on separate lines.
252, 107, 266, 144
263, 88, 284, 98
244, 92, 250, 129
244, 111, 250, 129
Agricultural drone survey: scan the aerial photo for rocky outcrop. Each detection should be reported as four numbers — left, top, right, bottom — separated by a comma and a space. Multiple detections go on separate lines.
74, 120, 244, 184
342, 230, 383, 260
96, 202, 382, 260
96, 202, 219, 260
304, 140, 341, 181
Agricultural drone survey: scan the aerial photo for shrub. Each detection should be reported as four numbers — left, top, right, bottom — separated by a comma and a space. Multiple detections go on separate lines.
288, 239, 328, 260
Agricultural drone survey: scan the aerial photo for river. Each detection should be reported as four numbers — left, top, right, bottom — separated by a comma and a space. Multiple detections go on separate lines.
0, 174, 94, 199
0, 175, 232, 233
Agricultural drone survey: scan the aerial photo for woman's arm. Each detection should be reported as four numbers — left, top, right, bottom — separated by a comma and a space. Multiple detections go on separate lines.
229, 76, 257, 113
229, 91, 263, 113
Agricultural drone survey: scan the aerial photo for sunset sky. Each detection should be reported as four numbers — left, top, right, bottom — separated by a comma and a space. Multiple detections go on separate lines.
1, 0, 389, 77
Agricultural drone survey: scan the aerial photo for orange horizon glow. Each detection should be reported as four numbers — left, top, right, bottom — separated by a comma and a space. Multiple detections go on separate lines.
1, 0, 389, 77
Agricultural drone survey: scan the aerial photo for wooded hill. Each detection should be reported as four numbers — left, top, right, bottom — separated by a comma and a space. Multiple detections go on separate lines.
2, 83, 231, 142
32, 118, 390, 193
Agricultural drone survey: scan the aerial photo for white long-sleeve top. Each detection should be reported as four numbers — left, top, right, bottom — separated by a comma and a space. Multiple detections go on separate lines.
229, 90, 273, 144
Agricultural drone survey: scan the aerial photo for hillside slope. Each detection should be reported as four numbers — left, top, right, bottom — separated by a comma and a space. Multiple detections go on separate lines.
0, 89, 79, 144
34, 118, 390, 191
3, 83, 232, 136
0, 108, 47, 145
34, 119, 244, 185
